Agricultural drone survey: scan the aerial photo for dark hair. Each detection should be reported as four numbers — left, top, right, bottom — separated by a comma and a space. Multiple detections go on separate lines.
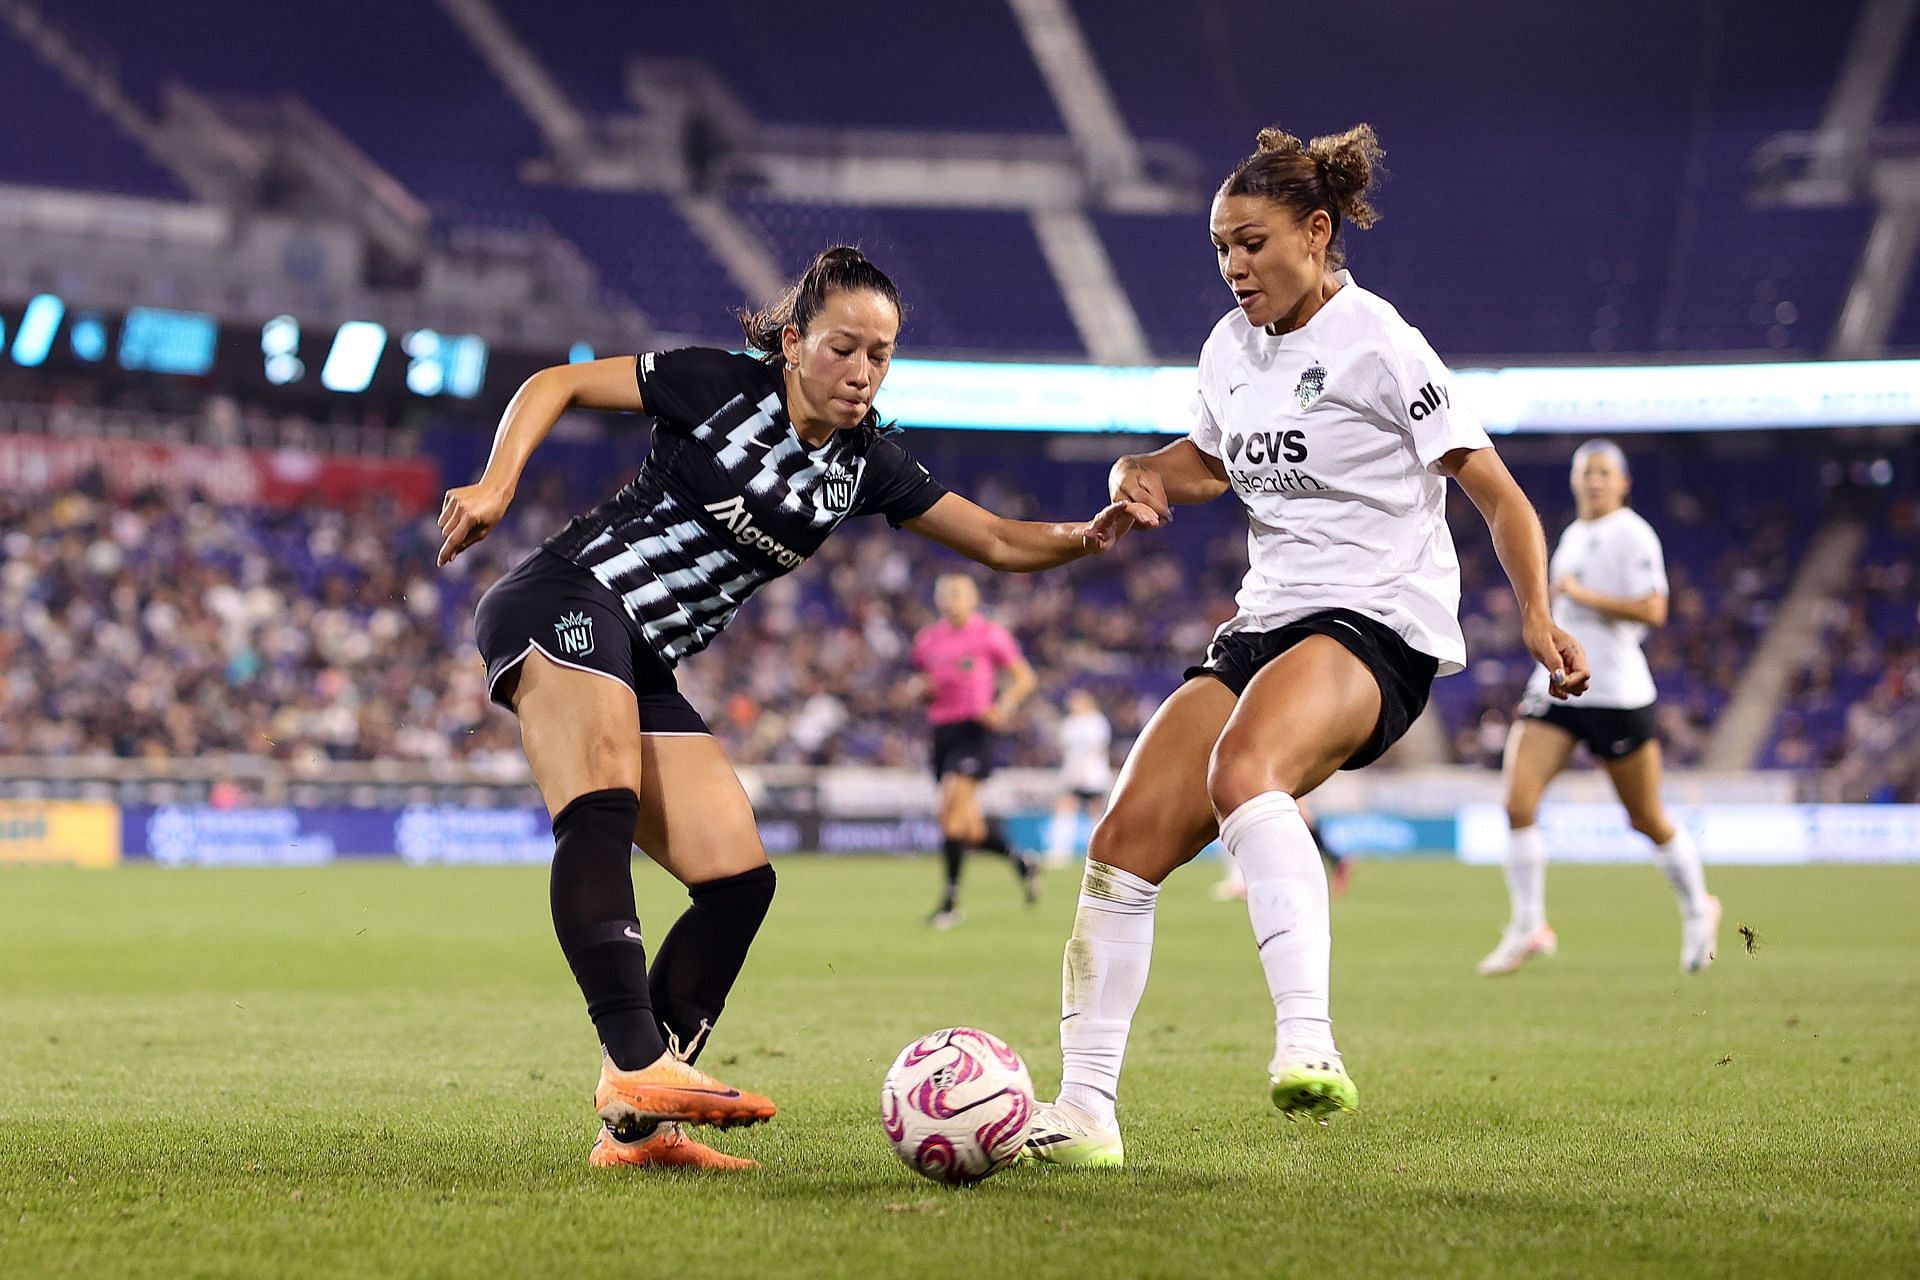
1219, 124, 1384, 269
736, 245, 905, 362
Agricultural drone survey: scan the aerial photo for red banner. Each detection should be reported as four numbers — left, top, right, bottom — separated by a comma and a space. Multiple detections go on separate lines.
0, 433, 440, 514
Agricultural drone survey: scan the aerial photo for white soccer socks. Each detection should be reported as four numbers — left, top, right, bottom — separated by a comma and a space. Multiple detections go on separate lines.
1219, 792, 1337, 1061
1652, 828, 1710, 918
1503, 824, 1548, 933
1056, 860, 1159, 1128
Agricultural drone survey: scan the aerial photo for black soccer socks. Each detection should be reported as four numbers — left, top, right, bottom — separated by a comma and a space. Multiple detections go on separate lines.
647, 864, 777, 1062
939, 836, 966, 907
549, 788, 666, 1070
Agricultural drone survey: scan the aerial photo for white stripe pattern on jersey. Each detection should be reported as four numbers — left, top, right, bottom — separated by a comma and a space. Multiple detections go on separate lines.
564, 391, 865, 664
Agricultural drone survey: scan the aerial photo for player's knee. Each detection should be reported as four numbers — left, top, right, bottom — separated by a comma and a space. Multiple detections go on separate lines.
1627, 810, 1670, 842
1085, 809, 1180, 879
1084, 815, 1128, 867
578, 735, 644, 796
1506, 801, 1538, 829
1206, 743, 1302, 822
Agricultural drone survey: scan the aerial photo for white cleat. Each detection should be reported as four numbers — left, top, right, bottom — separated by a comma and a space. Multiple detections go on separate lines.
1477, 923, 1558, 976
1683, 895, 1722, 973
1019, 1101, 1124, 1168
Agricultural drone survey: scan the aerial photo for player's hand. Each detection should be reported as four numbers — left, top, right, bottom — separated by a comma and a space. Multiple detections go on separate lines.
1110, 460, 1173, 526
1079, 499, 1162, 553
980, 706, 1008, 731
437, 480, 513, 566
1525, 618, 1590, 699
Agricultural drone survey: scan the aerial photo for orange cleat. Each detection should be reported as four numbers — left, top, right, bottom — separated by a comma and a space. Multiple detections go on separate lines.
594, 1051, 777, 1131
589, 1122, 759, 1170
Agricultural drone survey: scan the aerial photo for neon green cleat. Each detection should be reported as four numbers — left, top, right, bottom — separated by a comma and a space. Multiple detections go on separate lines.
1020, 1102, 1125, 1168
1269, 1048, 1359, 1124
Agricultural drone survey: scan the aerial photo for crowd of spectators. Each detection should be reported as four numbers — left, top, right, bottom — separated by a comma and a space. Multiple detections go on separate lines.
2, 447, 1909, 795
0, 468, 1240, 777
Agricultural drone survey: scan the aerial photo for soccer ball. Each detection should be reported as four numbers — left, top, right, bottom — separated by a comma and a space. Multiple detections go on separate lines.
880, 1026, 1035, 1185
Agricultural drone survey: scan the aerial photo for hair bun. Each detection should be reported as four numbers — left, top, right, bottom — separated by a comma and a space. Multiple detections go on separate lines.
1255, 126, 1303, 156
1304, 124, 1384, 229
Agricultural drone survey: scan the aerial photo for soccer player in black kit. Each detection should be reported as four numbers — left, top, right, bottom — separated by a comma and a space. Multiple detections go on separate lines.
437, 247, 1157, 1170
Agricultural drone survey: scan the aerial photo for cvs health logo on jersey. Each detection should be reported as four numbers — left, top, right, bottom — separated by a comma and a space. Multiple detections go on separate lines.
1222, 429, 1327, 495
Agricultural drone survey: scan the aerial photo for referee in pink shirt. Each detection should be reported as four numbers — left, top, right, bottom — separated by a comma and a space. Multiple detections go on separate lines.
912, 573, 1040, 927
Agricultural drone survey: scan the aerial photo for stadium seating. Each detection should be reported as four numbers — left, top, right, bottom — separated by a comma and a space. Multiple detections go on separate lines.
0, 25, 185, 199
5, 0, 1901, 358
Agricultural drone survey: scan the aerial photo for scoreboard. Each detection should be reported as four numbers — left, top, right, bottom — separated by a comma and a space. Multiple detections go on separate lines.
0, 295, 553, 403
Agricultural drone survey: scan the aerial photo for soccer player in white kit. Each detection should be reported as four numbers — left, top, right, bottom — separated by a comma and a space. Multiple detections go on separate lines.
1022, 124, 1589, 1167
1478, 440, 1721, 976
1046, 688, 1114, 866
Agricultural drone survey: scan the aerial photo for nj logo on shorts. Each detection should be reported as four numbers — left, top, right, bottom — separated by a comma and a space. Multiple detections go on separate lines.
554, 611, 595, 658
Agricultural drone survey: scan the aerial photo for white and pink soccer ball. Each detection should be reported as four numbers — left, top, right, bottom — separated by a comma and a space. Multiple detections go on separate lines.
880, 1027, 1035, 1185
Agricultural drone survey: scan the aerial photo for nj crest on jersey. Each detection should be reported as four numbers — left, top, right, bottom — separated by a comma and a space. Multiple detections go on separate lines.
554, 611, 595, 658
1294, 364, 1327, 409
815, 462, 857, 515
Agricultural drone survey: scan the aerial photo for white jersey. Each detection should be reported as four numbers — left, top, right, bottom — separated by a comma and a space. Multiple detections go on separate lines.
1189, 272, 1492, 674
1525, 508, 1667, 709
1056, 711, 1113, 793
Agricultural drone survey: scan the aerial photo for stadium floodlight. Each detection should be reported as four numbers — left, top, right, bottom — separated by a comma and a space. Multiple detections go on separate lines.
69, 315, 107, 362
118, 307, 218, 376
445, 335, 488, 398
320, 321, 389, 393
10, 294, 64, 367
261, 315, 303, 385
403, 329, 445, 396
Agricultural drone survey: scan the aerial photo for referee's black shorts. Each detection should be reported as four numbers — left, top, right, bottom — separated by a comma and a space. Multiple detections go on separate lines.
1184, 608, 1439, 770
930, 719, 996, 781
473, 549, 710, 735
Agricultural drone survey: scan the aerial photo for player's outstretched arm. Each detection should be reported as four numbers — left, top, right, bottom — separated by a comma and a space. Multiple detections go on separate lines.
1109, 438, 1231, 521
1442, 445, 1591, 698
437, 358, 645, 566
902, 493, 1161, 573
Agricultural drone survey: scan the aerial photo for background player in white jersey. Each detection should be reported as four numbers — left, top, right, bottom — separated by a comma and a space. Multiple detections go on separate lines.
1046, 688, 1113, 867
1023, 124, 1589, 1167
1479, 440, 1720, 976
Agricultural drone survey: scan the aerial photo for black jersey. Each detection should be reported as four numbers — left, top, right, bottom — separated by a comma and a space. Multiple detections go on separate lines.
544, 347, 947, 664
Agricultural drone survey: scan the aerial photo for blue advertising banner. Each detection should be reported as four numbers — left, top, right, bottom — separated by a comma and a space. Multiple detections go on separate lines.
121, 805, 554, 866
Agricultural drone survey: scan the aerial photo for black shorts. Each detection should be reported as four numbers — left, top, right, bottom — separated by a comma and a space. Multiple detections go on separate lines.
473, 549, 710, 735
1183, 609, 1439, 770
931, 720, 996, 781
1520, 695, 1658, 761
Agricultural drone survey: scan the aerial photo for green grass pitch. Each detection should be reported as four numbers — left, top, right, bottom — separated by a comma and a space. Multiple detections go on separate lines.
2, 858, 1915, 1278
